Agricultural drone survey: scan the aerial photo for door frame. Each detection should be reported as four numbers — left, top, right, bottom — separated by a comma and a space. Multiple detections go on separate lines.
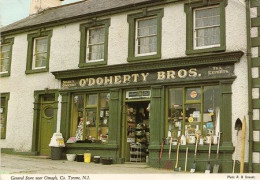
31, 89, 59, 155
121, 89, 151, 162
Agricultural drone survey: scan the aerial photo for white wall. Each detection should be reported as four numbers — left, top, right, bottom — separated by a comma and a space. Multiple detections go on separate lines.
0, 0, 249, 157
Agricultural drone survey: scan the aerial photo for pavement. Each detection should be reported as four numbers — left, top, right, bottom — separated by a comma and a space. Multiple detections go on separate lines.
0, 153, 176, 174
2, 153, 257, 180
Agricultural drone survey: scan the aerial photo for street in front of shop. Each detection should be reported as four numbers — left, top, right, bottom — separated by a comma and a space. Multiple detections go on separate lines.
0, 153, 177, 174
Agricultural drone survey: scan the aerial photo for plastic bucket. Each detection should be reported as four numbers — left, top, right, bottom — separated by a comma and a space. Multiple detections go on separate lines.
66, 154, 76, 161
84, 153, 91, 163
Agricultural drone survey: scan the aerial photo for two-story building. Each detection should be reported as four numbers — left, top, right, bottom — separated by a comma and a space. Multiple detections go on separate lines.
1, 0, 260, 173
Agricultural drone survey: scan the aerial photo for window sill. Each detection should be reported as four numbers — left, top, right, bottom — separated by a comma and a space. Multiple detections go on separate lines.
66, 143, 118, 150
78, 61, 107, 68
127, 53, 161, 62
186, 46, 226, 55
25, 68, 49, 75
0, 72, 10, 77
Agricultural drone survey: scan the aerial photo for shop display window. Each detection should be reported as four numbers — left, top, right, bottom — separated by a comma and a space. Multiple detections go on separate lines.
70, 93, 109, 143
167, 86, 219, 144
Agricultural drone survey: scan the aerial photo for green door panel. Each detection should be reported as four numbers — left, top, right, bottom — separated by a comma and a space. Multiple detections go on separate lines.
39, 103, 54, 156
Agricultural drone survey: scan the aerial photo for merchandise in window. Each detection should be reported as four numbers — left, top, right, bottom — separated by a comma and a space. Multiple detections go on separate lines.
167, 86, 219, 145
194, 6, 220, 49
136, 17, 157, 56
87, 26, 105, 61
70, 93, 110, 143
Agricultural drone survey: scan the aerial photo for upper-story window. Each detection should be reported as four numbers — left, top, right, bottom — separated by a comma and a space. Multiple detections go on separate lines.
136, 17, 157, 56
0, 38, 14, 77
185, 0, 227, 55
26, 30, 52, 74
127, 9, 164, 62
33, 37, 48, 69
87, 26, 105, 62
194, 6, 220, 49
79, 19, 110, 67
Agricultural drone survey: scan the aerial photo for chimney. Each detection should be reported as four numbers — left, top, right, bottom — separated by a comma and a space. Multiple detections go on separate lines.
30, 0, 64, 14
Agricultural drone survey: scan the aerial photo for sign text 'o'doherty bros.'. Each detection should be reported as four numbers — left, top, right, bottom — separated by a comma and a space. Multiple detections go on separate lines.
61, 66, 233, 89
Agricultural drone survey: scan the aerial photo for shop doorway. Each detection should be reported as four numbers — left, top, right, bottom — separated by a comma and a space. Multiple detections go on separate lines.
38, 94, 55, 156
124, 101, 150, 162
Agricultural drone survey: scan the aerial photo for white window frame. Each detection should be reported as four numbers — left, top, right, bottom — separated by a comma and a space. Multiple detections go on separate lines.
135, 16, 157, 57
32, 36, 48, 70
0, 44, 11, 74
86, 26, 105, 63
193, 5, 220, 50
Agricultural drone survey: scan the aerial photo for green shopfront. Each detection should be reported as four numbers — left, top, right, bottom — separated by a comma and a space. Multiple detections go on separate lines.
52, 51, 243, 172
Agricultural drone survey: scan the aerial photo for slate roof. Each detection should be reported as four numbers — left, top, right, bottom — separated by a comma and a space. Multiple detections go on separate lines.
1, 0, 156, 34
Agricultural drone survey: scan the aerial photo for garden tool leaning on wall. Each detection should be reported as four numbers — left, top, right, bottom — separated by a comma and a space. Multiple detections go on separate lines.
213, 132, 222, 173
233, 118, 242, 173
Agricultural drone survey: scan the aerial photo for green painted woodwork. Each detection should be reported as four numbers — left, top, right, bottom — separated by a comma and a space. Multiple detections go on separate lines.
0, 37, 14, 77
253, 142, 260, 152
0, 93, 10, 139
251, 0, 260, 8
127, 8, 164, 62
31, 90, 58, 155
252, 78, 260, 88
253, 164, 260, 173
184, 0, 227, 55
252, 99, 260, 109
25, 29, 52, 75
60, 92, 70, 140
251, 37, 260, 47
219, 81, 233, 146
251, 17, 260, 27
252, 57, 260, 67
79, 19, 110, 68
253, 120, 260, 130
108, 89, 120, 146
52, 51, 243, 79
149, 86, 163, 147
39, 102, 55, 155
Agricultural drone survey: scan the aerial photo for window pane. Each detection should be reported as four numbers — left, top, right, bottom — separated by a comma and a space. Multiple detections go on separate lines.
203, 86, 219, 123
186, 87, 201, 101
72, 95, 84, 140
88, 44, 104, 60
87, 27, 105, 61
85, 109, 97, 140
35, 38, 48, 52
89, 27, 105, 44
194, 7, 220, 47
168, 88, 183, 138
0, 45, 11, 72
35, 53, 47, 68
137, 17, 157, 55
98, 93, 109, 143
87, 94, 98, 105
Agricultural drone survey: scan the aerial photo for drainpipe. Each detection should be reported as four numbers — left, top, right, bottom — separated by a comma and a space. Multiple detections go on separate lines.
245, 0, 253, 173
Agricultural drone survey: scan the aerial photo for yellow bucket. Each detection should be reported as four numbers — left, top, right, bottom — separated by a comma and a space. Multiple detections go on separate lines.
84, 153, 91, 163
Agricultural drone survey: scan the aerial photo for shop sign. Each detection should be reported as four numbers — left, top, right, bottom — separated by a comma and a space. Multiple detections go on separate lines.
61, 65, 234, 89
